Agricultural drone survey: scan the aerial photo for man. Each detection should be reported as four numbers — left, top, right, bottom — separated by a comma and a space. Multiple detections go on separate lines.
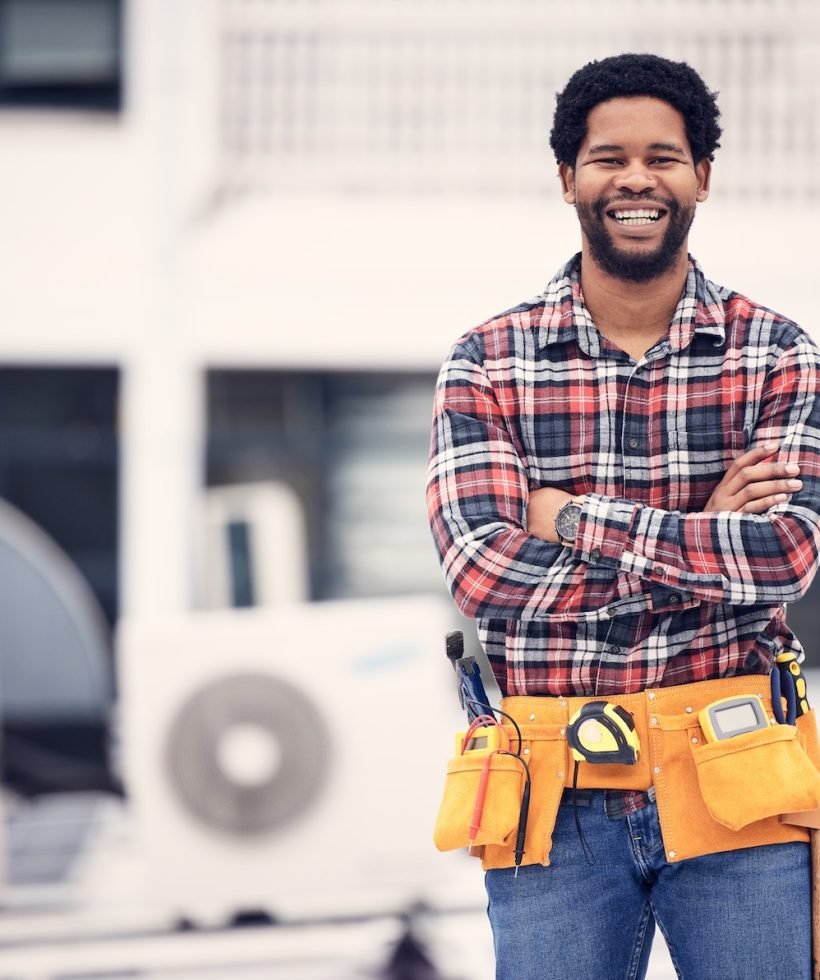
426, 54, 820, 979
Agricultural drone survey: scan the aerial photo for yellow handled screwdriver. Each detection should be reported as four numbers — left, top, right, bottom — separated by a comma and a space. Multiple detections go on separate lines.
777, 651, 810, 718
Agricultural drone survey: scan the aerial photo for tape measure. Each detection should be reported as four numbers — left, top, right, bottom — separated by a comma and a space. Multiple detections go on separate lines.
566, 701, 640, 765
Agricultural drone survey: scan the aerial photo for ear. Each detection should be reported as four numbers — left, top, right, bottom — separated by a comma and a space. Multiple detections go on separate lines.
559, 162, 576, 205
695, 158, 711, 202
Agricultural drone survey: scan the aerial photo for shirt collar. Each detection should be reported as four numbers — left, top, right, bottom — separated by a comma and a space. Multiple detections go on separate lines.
537, 253, 727, 355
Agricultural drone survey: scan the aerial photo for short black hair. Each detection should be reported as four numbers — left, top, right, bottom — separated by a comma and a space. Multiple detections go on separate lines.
549, 53, 721, 167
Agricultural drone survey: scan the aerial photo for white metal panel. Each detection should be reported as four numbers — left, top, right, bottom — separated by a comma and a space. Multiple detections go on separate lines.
119, 596, 478, 923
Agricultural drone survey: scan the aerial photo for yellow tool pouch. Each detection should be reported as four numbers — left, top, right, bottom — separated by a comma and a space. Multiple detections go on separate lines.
433, 752, 524, 851
433, 674, 820, 871
650, 683, 820, 863
692, 721, 820, 831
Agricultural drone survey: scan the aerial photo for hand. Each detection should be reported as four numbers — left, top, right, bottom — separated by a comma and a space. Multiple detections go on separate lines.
704, 443, 802, 514
526, 487, 573, 543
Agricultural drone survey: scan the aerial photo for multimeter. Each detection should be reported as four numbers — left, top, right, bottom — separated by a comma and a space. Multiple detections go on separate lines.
456, 725, 504, 756
698, 695, 770, 742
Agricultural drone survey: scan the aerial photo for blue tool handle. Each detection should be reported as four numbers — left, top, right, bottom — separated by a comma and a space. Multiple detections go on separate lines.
771, 664, 797, 726
458, 659, 492, 722
446, 630, 493, 722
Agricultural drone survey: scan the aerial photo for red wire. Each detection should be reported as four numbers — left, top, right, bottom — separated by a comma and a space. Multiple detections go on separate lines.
469, 750, 497, 842
461, 715, 515, 846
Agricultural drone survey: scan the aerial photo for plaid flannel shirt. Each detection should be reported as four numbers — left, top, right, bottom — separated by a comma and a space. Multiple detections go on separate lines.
427, 254, 820, 815
427, 253, 820, 700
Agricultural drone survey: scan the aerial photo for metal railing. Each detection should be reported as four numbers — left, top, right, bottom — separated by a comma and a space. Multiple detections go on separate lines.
215, 0, 820, 199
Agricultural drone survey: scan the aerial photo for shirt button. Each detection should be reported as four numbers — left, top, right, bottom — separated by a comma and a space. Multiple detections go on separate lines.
668, 593, 681, 605
590, 548, 601, 562
627, 437, 640, 449
606, 645, 621, 655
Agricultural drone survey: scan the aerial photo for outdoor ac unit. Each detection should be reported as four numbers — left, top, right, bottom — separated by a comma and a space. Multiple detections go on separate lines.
119, 596, 475, 924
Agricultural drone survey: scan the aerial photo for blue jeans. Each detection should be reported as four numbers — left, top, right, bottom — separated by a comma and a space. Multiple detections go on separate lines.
485, 791, 811, 980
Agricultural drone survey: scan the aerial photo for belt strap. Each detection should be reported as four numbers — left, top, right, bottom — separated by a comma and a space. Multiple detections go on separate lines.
500, 675, 773, 793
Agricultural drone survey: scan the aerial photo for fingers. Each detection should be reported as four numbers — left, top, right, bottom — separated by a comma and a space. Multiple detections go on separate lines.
721, 448, 800, 497
731, 476, 802, 504
721, 443, 780, 483
739, 493, 790, 514
704, 442, 804, 514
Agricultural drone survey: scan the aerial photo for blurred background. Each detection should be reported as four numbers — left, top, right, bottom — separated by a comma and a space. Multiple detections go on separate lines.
1, 0, 820, 977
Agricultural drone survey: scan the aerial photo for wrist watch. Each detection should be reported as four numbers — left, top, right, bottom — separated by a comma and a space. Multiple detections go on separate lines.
555, 497, 584, 546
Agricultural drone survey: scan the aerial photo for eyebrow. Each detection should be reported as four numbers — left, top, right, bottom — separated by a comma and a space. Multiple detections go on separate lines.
587, 142, 687, 155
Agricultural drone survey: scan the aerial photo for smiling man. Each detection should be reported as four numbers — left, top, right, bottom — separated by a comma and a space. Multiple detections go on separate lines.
427, 54, 820, 979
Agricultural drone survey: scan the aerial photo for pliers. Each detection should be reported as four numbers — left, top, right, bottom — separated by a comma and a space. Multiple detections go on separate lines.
771, 664, 797, 725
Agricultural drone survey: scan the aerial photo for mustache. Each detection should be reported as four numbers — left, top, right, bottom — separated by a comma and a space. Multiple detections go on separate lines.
595, 193, 677, 212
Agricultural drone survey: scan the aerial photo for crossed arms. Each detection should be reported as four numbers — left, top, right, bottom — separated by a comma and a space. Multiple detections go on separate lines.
426, 339, 820, 622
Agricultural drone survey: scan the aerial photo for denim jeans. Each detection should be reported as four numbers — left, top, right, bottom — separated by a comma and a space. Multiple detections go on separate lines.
485, 791, 811, 980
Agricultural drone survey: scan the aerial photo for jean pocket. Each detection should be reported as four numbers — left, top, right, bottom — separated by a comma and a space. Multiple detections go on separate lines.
692, 723, 820, 831
433, 752, 524, 851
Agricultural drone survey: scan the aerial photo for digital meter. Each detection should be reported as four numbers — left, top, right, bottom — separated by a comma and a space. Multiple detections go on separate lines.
456, 725, 503, 756
698, 695, 770, 743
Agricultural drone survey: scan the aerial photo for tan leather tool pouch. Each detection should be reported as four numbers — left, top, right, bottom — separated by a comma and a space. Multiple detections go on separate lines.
692, 719, 820, 831
433, 752, 523, 851
434, 684, 820, 870
482, 726, 567, 868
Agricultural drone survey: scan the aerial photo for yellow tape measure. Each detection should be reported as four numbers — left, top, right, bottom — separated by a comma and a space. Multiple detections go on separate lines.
567, 701, 640, 765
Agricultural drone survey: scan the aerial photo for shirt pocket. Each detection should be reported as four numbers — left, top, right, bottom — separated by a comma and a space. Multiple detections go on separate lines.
667, 427, 749, 510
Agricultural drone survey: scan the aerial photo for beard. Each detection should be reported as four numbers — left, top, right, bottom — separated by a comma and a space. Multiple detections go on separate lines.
575, 194, 696, 283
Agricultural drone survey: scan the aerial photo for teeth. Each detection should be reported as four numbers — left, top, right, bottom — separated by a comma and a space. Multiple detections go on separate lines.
612, 209, 662, 225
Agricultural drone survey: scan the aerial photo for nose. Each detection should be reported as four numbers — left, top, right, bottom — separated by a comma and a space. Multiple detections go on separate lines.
613, 164, 657, 194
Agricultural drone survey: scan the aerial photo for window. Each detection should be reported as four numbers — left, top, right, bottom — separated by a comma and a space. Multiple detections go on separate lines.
0, 0, 123, 110
0, 367, 120, 626
206, 369, 444, 602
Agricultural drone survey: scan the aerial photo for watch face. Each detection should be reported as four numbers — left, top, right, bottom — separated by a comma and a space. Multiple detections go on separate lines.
556, 502, 582, 543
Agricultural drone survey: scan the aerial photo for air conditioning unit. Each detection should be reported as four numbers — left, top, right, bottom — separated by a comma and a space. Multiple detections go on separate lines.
119, 596, 475, 924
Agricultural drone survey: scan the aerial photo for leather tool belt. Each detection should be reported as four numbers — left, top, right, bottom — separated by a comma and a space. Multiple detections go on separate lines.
434, 674, 820, 870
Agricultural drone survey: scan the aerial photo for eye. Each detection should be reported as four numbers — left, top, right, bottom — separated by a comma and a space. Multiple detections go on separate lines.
649, 157, 679, 166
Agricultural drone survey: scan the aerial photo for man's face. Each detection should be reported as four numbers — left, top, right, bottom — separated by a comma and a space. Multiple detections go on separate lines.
559, 96, 711, 283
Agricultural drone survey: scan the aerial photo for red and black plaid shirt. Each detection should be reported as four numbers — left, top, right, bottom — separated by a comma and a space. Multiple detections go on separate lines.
427, 254, 820, 701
